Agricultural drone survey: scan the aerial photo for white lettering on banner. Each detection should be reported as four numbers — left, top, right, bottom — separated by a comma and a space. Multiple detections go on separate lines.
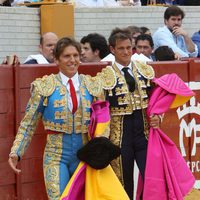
176, 82, 200, 189
187, 161, 200, 173
179, 118, 200, 157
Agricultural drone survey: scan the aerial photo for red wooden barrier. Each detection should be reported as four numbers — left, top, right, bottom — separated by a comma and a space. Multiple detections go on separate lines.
188, 59, 200, 189
0, 65, 16, 200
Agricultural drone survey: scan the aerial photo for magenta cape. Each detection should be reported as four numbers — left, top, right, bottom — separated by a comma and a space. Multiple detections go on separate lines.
137, 73, 195, 200
60, 101, 129, 200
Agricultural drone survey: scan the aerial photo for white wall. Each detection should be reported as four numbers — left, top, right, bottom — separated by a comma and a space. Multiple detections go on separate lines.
0, 6, 200, 62
74, 6, 200, 41
0, 7, 40, 62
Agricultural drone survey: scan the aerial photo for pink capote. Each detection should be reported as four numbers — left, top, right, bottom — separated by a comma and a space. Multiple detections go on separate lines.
61, 101, 110, 200
61, 101, 129, 200
136, 73, 195, 200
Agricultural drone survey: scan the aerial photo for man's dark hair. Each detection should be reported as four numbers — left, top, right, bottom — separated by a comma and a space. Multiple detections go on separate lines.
126, 26, 142, 35
80, 33, 109, 59
154, 46, 175, 61
54, 37, 81, 60
140, 26, 150, 35
135, 34, 154, 48
164, 6, 185, 20
40, 35, 44, 45
108, 27, 132, 48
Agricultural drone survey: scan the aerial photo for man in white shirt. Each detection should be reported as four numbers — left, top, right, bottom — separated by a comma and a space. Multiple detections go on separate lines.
153, 6, 198, 58
135, 34, 155, 61
24, 32, 58, 64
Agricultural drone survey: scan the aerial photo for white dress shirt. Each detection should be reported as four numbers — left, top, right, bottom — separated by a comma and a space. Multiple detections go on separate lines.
115, 61, 134, 77
59, 71, 80, 112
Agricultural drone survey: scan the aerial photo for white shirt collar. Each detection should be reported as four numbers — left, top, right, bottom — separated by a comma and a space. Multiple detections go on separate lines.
59, 71, 80, 90
115, 61, 132, 72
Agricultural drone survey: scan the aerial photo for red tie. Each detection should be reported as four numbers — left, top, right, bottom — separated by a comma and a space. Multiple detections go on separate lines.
68, 79, 78, 114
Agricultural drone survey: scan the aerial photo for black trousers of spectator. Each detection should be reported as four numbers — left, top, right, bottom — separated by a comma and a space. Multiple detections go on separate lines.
141, 0, 148, 5
121, 110, 148, 200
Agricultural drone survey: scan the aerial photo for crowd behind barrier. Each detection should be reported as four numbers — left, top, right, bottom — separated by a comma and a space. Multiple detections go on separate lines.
0, 59, 200, 199
1, 0, 200, 7
1, 6, 200, 62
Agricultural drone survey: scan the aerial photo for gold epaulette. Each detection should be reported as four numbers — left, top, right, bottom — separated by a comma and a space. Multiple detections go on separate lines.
97, 66, 117, 90
32, 74, 56, 97
134, 61, 155, 80
82, 74, 103, 97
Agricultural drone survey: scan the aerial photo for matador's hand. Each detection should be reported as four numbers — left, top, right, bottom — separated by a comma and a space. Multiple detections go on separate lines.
8, 154, 21, 174
149, 114, 161, 129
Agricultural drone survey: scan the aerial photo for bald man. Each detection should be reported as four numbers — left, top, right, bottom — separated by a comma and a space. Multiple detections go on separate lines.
24, 32, 58, 64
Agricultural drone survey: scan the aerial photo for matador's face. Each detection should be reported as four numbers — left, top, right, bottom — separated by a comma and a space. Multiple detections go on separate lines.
56, 45, 80, 78
110, 38, 132, 67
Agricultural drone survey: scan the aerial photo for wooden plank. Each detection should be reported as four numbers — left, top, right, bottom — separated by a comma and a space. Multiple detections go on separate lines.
0, 185, 16, 200
21, 181, 48, 200
0, 66, 14, 90
0, 161, 15, 186
41, 4, 74, 39
0, 89, 14, 114
150, 60, 189, 82
0, 137, 14, 162
0, 114, 15, 138
16, 65, 58, 88
21, 158, 44, 183
20, 88, 31, 113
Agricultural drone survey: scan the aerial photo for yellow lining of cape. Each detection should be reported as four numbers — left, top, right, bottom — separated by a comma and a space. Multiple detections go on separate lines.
170, 95, 193, 109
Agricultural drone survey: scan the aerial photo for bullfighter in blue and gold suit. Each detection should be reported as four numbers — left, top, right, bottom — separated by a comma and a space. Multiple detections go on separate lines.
8, 37, 115, 200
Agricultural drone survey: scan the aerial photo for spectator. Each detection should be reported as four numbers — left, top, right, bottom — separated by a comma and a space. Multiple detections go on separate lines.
80, 33, 109, 62
119, 0, 141, 6
135, 34, 155, 60
140, 26, 151, 35
75, 0, 119, 7
24, 32, 58, 64
175, 0, 185, 5
154, 46, 176, 61
147, 0, 178, 4
141, 0, 159, 5
184, 0, 200, 5
140, 0, 148, 5
126, 26, 142, 54
192, 30, 200, 57
0, 0, 11, 6
153, 6, 198, 58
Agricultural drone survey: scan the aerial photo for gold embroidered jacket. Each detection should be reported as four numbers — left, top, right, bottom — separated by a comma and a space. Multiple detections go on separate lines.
10, 73, 108, 158
104, 61, 155, 115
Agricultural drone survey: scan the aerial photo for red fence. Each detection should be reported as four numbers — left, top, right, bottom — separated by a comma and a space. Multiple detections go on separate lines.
0, 60, 199, 199
0, 66, 15, 200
